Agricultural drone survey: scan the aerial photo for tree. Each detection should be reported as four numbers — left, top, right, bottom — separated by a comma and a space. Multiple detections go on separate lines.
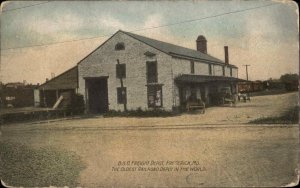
280, 73, 299, 91
280, 73, 298, 83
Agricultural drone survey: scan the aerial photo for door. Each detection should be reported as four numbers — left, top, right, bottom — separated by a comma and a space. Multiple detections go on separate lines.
86, 78, 108, 114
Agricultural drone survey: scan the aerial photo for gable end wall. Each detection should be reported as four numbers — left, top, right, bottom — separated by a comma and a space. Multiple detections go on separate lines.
78, 32, 174, 111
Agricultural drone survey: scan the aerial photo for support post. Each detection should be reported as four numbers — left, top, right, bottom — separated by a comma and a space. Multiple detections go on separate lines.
56, 90, 59, 101
117, 59, 127, 111
243, 64, 250, 81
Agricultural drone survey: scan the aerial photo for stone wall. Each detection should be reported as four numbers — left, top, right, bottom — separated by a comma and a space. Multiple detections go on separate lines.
78, 31, 174, 111
78, 31, 239, 112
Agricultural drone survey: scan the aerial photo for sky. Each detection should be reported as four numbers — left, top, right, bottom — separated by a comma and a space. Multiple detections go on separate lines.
0, 0, 299, 84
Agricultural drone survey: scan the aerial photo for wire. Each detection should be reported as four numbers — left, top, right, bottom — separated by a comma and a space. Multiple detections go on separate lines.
2, 34, 108, 51
131, 3, 277, 32
1, 2, 279, 51
1, 1, 51, 12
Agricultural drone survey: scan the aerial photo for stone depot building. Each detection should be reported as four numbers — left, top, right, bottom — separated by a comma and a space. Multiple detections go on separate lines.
39, 30, 241, 113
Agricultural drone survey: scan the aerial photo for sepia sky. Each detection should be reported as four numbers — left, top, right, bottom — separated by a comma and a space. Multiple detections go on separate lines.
0, 0, 298, 84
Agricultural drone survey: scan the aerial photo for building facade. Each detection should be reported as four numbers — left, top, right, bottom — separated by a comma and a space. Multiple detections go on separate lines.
77, 30, 240, 113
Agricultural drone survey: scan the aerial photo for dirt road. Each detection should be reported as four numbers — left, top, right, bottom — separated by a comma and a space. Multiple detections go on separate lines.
0, 92, 299, 187
2, 92, 297, 131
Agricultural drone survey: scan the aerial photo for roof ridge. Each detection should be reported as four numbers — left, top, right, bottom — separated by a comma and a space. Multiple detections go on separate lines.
123, 31, 195, 51
122, 31, 226, 64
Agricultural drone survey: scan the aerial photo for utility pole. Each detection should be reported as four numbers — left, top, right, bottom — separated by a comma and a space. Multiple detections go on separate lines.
243, 65, 250, 81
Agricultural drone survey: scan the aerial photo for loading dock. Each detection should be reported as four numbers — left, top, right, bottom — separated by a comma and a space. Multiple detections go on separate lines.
85, 77, 109, 114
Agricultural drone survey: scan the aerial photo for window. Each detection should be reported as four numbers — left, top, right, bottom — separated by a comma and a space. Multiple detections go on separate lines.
147, 85, 162, 108
144, 51, 156, 57
146, 61, 158, 83
222, 66, 225, 76
209, 64, 212, 75
230, 67, 233, 77
117, 87, 127, 104
116, 64, 126, 78
115, 42, 125, 50
190, 61, 195, 74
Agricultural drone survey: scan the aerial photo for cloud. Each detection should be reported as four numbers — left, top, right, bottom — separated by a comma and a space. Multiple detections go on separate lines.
27, 13, 84, 35
98, 15, 125, 31
138, 14, 192, 48
1, 38, 106, 84
144, 14, 164, 28
1, 1, 298, 83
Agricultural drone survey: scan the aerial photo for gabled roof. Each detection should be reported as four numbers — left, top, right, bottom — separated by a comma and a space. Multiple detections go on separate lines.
122, 31, 237, 68
76, 30, 237, 68
39, 66, 78, 90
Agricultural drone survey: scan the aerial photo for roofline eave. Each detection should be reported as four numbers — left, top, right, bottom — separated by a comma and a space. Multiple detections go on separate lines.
38, 66, 78, 89
76, 30, 122, 66
170, 53, 238, 68
39, 87, 78, 91
174, 74, 247, 84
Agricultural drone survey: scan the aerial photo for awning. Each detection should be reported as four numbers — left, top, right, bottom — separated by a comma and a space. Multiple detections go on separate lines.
175, 74, 247, 84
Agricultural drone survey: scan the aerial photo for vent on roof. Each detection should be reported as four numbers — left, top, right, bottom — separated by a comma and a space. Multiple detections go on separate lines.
224, 46, 229, 65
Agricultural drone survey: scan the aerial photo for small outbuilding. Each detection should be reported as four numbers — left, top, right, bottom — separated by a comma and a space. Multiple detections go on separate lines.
38, 66, 78, 107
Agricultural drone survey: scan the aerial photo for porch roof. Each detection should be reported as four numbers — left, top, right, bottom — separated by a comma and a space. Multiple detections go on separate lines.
175, 74, 247, 84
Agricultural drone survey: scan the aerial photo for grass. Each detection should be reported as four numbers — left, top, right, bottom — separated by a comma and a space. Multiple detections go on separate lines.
0, 141, 85, 187
249, 106, 299, 124
104, 108, 178, 117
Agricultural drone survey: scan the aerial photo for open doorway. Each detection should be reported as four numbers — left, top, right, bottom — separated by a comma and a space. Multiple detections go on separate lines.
85, 77, 108, 114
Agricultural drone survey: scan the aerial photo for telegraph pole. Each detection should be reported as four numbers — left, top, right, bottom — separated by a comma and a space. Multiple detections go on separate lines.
243, 65, 250, 81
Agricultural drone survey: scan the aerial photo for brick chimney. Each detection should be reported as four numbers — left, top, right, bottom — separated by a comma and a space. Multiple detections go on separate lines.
224, 46, 229, 65
196, 35, 207, 54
